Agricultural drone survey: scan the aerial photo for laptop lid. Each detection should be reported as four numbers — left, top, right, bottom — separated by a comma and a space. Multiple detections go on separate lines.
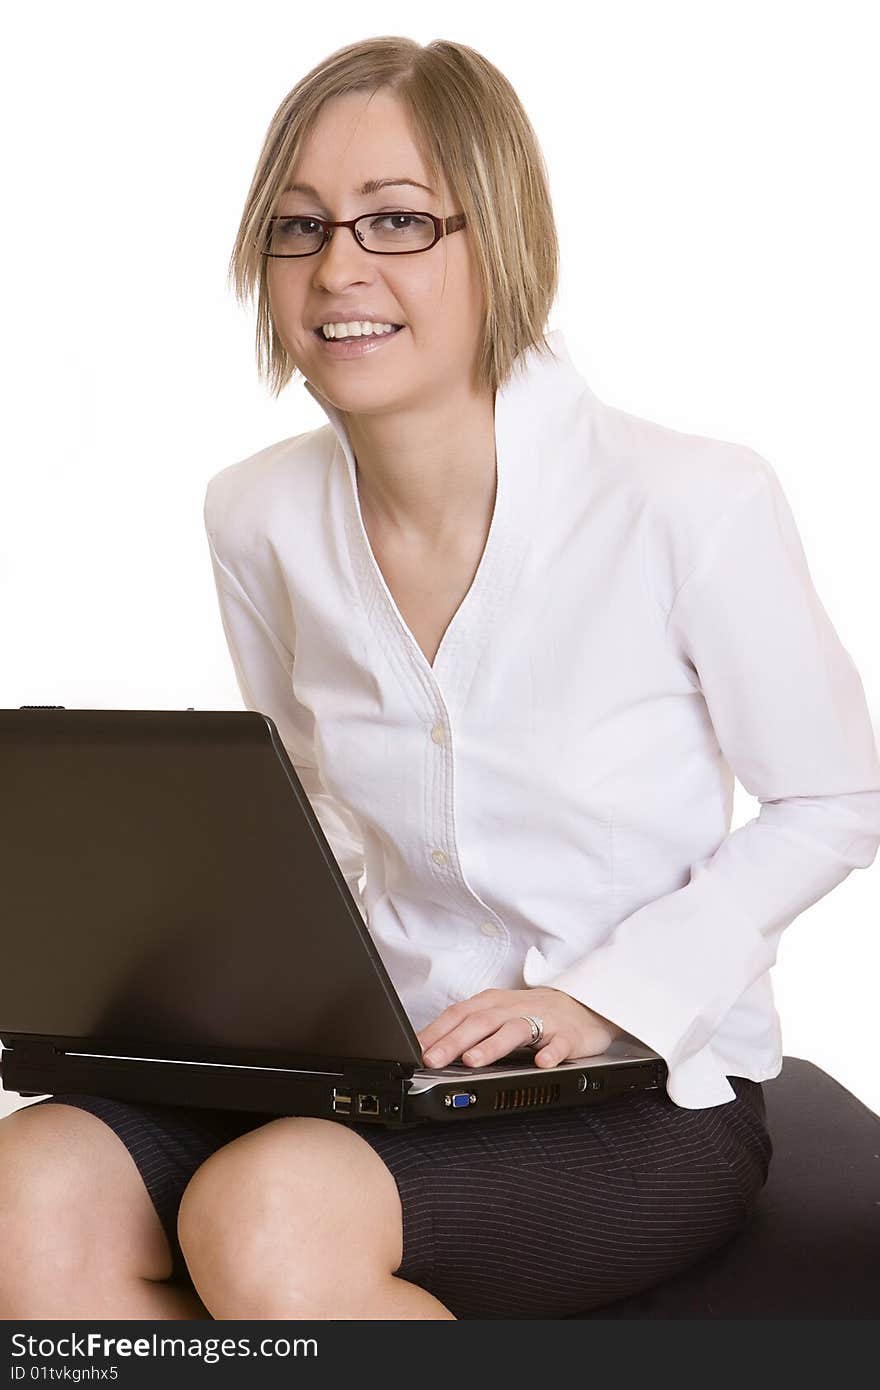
0, 706, 424, 1074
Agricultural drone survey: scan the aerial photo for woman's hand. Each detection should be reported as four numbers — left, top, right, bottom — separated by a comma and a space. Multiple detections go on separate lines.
415, 987, 627, 1070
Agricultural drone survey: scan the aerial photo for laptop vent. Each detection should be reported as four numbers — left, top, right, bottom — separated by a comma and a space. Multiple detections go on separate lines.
493, 1081, 561, 1111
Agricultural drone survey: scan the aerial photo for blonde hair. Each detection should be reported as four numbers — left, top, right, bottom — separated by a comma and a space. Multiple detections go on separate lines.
227, 36, 560, 399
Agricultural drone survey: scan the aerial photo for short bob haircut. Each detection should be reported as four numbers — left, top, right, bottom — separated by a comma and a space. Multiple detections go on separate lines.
227, 35, 560, 400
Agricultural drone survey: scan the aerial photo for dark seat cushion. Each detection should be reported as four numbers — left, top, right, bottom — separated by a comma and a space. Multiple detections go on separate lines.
570, 1057, 880, 1318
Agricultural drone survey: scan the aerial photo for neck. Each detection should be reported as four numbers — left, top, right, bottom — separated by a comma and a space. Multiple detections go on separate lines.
343, 384, 498, 549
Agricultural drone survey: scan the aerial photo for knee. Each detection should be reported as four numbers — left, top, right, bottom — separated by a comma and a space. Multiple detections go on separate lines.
176, 1141, 295, 1311
177, 1139, 279, 1263
176, 1117, 403, 1318
0, 1110, 100, 1301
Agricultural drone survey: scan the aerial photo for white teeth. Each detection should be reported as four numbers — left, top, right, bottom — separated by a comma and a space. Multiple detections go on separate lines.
320, 320, 399, 340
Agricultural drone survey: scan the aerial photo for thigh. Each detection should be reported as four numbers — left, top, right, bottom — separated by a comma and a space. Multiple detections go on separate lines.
348, 1074, 773, 1320
23, 1094, 281, 1287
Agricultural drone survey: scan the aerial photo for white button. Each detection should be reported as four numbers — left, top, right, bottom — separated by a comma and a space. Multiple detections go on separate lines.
480, 921, 500, 936
431, 848, 449, 866
430, 723, 445, 744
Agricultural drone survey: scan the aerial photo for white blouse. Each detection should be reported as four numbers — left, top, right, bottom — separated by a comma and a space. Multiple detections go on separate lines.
203, 328, 880, 1109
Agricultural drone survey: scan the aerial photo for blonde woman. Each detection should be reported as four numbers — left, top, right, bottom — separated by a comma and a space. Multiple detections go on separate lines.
4, 37, 879, 1322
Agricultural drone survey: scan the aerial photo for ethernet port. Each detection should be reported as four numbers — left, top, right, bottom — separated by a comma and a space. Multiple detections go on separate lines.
357, 1094, 380, 1116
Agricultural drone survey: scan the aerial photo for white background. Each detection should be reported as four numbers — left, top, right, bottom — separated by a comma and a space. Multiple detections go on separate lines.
2, 1, 878, 1116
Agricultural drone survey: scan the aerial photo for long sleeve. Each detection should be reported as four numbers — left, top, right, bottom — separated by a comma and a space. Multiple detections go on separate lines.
204, 527, 368, 917
539, 454, 880, 1105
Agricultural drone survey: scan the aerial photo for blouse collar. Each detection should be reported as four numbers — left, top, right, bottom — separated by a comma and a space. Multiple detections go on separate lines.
299, 329, 593, 713
301, 327, 591, 480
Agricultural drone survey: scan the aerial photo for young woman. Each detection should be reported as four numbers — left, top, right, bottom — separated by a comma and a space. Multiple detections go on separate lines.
3, 36, 879, 1322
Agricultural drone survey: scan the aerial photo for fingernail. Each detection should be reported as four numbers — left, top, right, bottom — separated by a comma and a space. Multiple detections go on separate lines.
424, 1049, 441, 1065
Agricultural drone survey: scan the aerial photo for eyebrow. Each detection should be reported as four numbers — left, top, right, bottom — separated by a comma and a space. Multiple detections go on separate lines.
281, 177, 436, 208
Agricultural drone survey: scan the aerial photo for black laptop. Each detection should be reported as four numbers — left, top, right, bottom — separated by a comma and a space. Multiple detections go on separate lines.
0, 707, 667, 1127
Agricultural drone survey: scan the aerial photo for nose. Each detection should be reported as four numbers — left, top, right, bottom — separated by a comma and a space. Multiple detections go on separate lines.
312, 223, 373, 288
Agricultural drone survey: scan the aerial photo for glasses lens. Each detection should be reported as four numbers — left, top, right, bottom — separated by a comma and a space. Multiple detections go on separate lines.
265, 217, 325, 256
355, 213, 435, 253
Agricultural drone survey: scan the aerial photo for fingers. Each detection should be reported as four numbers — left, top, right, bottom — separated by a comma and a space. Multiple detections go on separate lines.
459, 1015, 538, 1067
416, 992, 498, 1058
536, 1024, 615, 1067
414, 989, 612, 1070
532, 1033, 572, 1067
419, 1010, 546, 1069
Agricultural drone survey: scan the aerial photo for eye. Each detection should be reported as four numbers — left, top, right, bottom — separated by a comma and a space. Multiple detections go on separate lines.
369, 214, 420, 230
277, 217, 322, 234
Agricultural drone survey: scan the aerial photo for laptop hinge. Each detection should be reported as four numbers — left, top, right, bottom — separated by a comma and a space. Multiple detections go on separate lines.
0, 1039, 63, 1095
5, 1040, 60, 1063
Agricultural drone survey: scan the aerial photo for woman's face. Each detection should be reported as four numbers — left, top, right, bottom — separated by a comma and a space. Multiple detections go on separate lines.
267, 88, 486, 414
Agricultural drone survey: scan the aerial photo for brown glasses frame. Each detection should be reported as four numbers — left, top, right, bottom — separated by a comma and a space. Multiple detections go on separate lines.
258, 210, 467, 257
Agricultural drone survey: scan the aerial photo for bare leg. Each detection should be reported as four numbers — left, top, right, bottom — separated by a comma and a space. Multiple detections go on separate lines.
12, 1276, 215, 1322
178, 1116, 458, 1321
343, 1273, 456, 1320
0, 1104, 212, 1320
116, 1278, 212, 1320
206, 1273, 456, 1320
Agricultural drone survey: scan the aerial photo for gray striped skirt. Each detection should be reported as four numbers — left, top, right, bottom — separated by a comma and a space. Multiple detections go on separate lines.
25, 1074, 771, 1319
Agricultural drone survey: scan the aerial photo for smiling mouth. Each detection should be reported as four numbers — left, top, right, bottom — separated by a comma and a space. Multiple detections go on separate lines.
312, 325, 405, 341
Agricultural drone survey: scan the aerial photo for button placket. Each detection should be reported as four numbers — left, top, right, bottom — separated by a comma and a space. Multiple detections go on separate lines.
337, 420, 538, 934
428, 722, 450, 872
431, 709, 511, 984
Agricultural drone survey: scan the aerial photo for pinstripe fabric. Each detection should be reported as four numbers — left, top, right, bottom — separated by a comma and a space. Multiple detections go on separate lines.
25, 1075, 771, 1318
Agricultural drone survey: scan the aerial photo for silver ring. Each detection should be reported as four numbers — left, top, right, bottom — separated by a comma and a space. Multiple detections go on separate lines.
519, 1014, 545, 1047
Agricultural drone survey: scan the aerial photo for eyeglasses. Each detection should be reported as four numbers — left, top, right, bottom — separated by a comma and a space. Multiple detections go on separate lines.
257, 210, 467, 258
